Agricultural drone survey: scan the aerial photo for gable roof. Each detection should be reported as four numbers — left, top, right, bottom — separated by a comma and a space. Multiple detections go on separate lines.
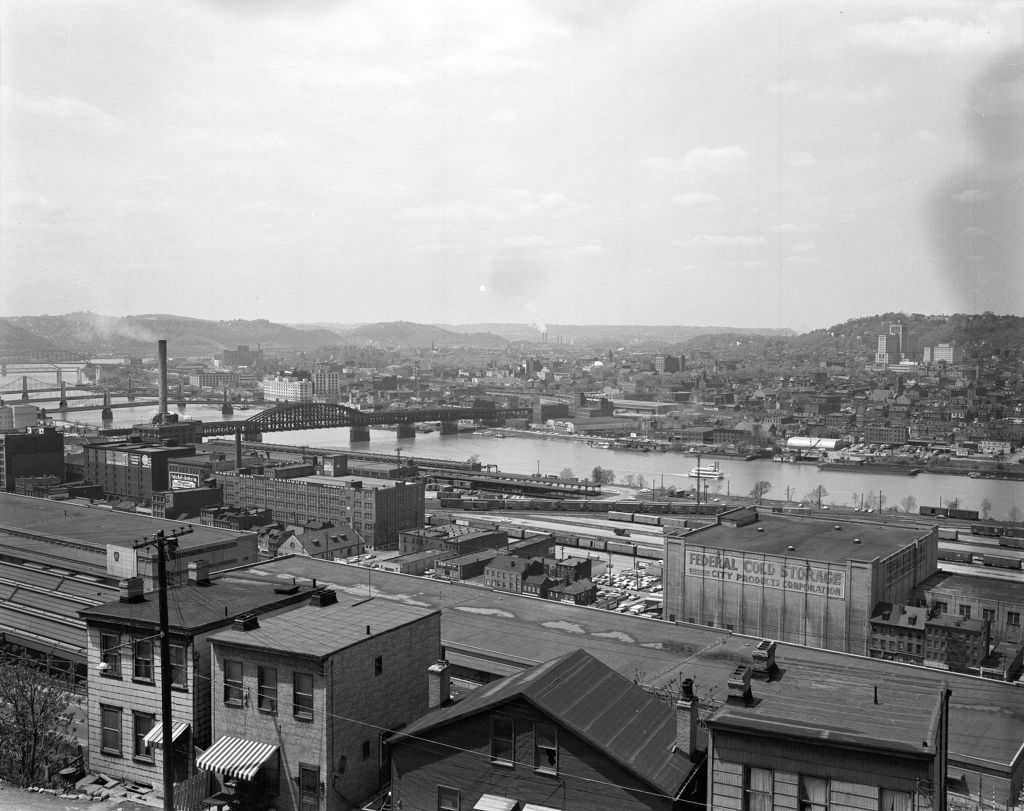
395, 648, 696, 797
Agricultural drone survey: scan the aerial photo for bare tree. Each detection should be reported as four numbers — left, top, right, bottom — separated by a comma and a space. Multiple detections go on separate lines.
750, 481, 772, 503
980, 498, 992, 520
591, 466, 615, 485
900, 495, 918, 514
1009, 506, 1022, 523
623, 473, 637, 488
558, 467, 574, 482
0, 654, 80, 786
804, 485, 828, 508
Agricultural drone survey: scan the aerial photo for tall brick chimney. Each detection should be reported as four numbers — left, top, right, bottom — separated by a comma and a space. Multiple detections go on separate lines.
428, 660, 451, 709
675, 678, 705, 758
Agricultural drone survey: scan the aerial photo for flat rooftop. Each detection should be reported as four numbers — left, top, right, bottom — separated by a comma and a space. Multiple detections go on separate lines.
219, 555, 1024, 777
293, 475, 403, 490
683, 511, 929, 562
210, 598, 439, 659
0, 492, 254, 551
916, 570, 1024, 603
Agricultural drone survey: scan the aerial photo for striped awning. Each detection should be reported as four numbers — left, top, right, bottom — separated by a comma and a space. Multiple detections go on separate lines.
142, 721, 190, 747
196, 736, 279, 781
473, 796, 518, 811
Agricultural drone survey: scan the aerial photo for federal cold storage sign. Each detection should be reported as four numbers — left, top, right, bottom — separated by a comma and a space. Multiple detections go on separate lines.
686, 550, 846, 599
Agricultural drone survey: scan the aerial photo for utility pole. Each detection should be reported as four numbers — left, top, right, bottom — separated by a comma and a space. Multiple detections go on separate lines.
134, 526, 193, 811
695, 453, 701, 507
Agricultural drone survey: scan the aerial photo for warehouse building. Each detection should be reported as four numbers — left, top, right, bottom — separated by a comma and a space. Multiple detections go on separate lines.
662, 510, 938, 654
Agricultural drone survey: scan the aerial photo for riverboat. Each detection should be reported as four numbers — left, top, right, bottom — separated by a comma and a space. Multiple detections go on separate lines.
689, 462, 723, 479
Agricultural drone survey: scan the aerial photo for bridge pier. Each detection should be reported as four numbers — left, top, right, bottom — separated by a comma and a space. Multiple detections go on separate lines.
396, 424, 416, 439
22, 376, 30, 401
101, 389, 113, 422
58, 382, 68, 410
221, 389, 234, 416
243, 431, 262, 442
439, 421, 459, 435
350, 426, 371, 443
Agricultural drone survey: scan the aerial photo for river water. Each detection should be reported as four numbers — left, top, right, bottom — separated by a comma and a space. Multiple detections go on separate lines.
50, 401, 1023, 522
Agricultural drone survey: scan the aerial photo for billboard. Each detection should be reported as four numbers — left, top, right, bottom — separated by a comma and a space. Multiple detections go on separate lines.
170, 472, 200, 490
686, 549, 846, 599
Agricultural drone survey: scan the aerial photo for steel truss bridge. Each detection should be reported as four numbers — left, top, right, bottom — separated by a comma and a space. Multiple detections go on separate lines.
103, 402, 531, 437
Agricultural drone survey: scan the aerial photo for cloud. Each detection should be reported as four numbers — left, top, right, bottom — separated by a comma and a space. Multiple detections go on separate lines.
844, 85, 891, 105
489, 107, 520, 123
672, 192, 721, 207
846, 15, 1012, 55
401, 200, 501, 222
642, 145, 749, 175
676, 234, 764, 247
953, 189, 992, 203
507, 189, 581, 216
567, 244, 608, 255
505, 234, 551, 248
4, 89, 126, 136
783, 152, 820, 170
769, 222, 820, 234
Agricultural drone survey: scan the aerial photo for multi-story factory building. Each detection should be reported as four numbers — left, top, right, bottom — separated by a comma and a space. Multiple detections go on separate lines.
260, 375, 313, 403
662, 509, 938, 654
217, 470, 424, 550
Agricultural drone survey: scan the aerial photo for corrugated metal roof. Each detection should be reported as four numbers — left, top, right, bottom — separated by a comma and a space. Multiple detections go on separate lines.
397, 649, 695, 797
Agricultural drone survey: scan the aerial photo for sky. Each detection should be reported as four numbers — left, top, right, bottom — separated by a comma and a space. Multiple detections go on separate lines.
2, 0, 1022, 332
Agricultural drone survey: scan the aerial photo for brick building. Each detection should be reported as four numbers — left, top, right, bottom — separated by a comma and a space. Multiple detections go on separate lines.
204, 592, 441, 811
0, 426, 64, 491
83, 440, 198, 504
389, 649, 705, 811
484, 555, 542, 594
868, 602, 991, 672
397, 524, 507, 557
915, 571, 1023, 647
662, 510, 938, 654
217, 470, 424, 550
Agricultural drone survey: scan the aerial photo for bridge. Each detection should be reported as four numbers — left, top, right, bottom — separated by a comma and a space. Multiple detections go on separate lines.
99, 401, 532, 438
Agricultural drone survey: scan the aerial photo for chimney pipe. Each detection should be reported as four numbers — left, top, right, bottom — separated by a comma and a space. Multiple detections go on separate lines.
675, 683, 703, 758
157, 340, 169, 422
428, 660, 451, 708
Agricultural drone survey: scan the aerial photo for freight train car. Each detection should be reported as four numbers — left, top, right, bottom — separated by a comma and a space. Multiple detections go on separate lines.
937, 527, 960, 541
981, 554, 1022, 570
971, 523, 1003, 538
938, 549, 972, 563
1000, 535, 1024, 550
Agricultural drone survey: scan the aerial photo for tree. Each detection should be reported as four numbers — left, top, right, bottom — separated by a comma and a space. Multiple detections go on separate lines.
558, 467, 574, 482
591, 466, 615, 485
900, 495, 918, 514
750, 481, 772, 503
1009, 506, 1022, 523
804, 485, 828, 508
980, 498, 992, 520
0, 654, 80, 786
622, 473, 637, 488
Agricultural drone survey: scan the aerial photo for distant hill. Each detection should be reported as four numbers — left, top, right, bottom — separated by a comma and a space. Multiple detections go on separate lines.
0, 313, 344, 357
338, 321, 509, 348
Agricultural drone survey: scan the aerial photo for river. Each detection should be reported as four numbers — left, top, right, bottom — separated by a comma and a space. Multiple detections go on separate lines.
51, 402, 1023, 522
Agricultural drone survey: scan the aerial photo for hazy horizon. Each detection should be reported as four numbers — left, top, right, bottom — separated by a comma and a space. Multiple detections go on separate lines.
3, 1, 1022, 331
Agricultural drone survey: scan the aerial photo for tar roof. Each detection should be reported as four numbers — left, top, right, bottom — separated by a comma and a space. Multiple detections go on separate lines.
0, 493, 252, 551
709, 672, 944, 755
222, 556, 1024, 774
683, 512, 928, 562
78, 578, 318, 633
294, 475, 398, 489
397, 648, 696, 797
210, 598, 439, 659
916, 570, 1024, 603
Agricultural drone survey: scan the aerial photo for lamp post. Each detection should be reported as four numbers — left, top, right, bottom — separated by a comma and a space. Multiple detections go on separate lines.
134, 526, 193, 811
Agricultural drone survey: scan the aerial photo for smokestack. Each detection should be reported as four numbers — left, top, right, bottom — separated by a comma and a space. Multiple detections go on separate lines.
234, 428, 243, 469
158, 340, 169, 421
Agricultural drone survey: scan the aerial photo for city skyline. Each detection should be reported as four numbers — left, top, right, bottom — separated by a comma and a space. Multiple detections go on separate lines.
2, 0, 1022, 330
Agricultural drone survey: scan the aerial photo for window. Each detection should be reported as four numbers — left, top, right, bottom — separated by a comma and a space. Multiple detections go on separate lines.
934, 601, 948, 614
982, 608, 995, 622
223, 660, 243, 706
533, 723, 557, 774
257, 666, 278, 713
169, 643, 188, 689
744, 767, 773, 811
100, 632, 121, 678
361, 739, 371, 761
491, 715, 515, 766
1007, 612, 1020, 626
374, 655, 383, 676
299, 764, 320, 811
133, 638, 153, 681
294, 672, 314, 719
132, 712, 155, 761
959, 605, 972, 619
879, 788, 913, 811
437, 786, 460, 811
799, 775, 829, 811
100, 705, 122, 755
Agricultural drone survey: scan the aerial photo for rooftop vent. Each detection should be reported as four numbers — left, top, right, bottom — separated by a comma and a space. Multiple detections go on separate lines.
853, 538, 861, 544
786, 545, 796, 552
233, 614, 259, 632
727, 664, 753, 705
118, 577, 145, 603
752, 639, 777, 677
309, 588, 338, 607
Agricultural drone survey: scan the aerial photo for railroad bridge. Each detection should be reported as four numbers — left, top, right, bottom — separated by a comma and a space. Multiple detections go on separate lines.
102, 401, 531, 439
